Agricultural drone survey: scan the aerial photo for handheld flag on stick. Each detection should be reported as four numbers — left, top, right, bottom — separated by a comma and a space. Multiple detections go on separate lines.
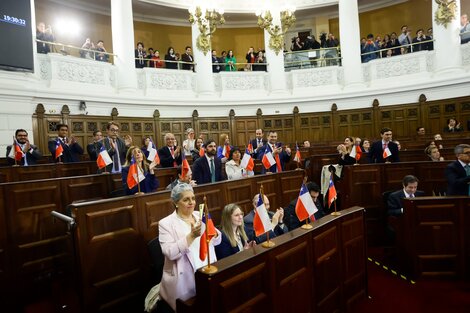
254, 186, 275, 248
54, 139, 64, 160
127, 156, 145, 190
383, 147, 392, 159
147, 139, 160, 165
247, 142, 254, 154
222, 145, 231, 159
181, 158, 192, 178
262, 144, 276, 170
200, 196, 218, 273
240, 147, 255, 172
293, 142, 301, 165
96, 145, 112, 169
8, 138, 24, 161
199, 144, 205, 157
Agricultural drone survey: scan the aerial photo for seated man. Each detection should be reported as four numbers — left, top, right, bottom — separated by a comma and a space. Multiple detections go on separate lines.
445, 144, 470, 196
192, 139, 226, 184
244, 194, 288, 244
387, 175, 424, 217
166, 165, 197, 190
48, 124, 83, 163
283, 182, 326, 230
6, 129, 42, 166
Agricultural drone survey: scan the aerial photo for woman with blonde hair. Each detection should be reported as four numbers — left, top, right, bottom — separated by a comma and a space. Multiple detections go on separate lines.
121, 146, 159, 195
215, 203, 255, 260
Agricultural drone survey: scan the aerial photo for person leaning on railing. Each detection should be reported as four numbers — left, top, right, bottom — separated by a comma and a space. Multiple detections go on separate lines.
225, 50, 237, 71
165, 47, 178, 70
95, 40, 109, 62
36, 22, 55, 54
461, 14, 470, 44
79, 38, 95, 59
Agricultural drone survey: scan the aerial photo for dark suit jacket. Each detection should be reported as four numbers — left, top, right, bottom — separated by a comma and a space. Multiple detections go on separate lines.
192, 155, 225, 185
244, 210, 288, 244
338, 153, 356, 166
387, 189, 425, 216
48, 138, 83, 163
181, 53, 194, 71
121, 166, 159, 195
445, 161, 470, 195
369, 140, 400, 163
283, 198, 326, 231
6, 144, 42, 166
214, 230, 248, 260
249, 138, 267, 158
135, 49, 147, 68
87, 142, 100, 161
257, 143, 290, 173
101, 137, 129, 172
158, 146, 183, 168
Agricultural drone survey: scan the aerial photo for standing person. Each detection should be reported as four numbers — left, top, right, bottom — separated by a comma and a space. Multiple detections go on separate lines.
121, 146, 159, 195
369, 128, 400, 163
225, 50, 237, 71
192, 139, 225, 184
101, 121, 132, 173
245, 47, 256, 71
445, 144, 470, 196
398, 25, 412, 52
211, 49, 221, 73
182, 128, 196, 157
191, 138, 204, 162
80, 38, 95, 59
86, 130, 103, 161
217, 133, 233, 164
158, 133, 183, 168
95, 40, 109, 62
6, 129, 42, 166
461, 14, 470, 44
387, 175, 425, 216
135, 42, 147, 68
36, 22, 54, 54
157, 183, 221, 311
181, 46, 194, 71
258, 131, 291, 173
250, 129, 266, 158
215, 203, 255, 260
48, 124, 83, 163
165, 47, 178, 69
337, 137, 356, 166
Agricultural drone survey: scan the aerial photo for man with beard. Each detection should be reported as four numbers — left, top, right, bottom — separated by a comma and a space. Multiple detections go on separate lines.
192, 139, 226, 184
6, 129, 42, 166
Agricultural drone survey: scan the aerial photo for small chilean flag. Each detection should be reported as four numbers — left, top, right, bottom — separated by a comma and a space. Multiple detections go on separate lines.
327, 174, 337, 205
354, 145, 362, 161
199, 211, 217, 261
199, 144, 205, 157
253, 194, 273, 237
222, 145, 231, 158
383, 147, 392, 159
9, 139, 24, 161
293, 143, 301, 164
96, 145, 112, 169
240, 149, 254, 171
247, 142, 254, 154
182, 158, 192, 178
55, 139, 64, 160
295, 184, 318, 222
147, 140, 160, 165
262, 144, 276, 169
127, 156, 145, 189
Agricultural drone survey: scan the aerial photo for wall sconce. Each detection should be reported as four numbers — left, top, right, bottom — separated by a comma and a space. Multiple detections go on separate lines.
188, 6, 225, 55
256, 8, 296, 55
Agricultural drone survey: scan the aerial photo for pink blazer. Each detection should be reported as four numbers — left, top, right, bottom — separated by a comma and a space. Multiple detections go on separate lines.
158, 211, 221, 310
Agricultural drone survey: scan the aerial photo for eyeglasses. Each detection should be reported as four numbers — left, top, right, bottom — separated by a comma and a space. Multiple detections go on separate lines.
110, 128, 119, 132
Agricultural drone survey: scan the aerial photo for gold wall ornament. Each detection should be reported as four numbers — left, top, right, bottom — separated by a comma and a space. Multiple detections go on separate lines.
188, 6, 225, 55
434, 0, 457, 28
257, 9, 296, 55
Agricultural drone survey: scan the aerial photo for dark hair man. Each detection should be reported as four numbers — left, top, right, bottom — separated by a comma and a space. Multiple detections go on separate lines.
387, 175, 425, 216
191, 139, 226, 184
445, 144, 470, 195
6, 129, 42, 166
369, 128, 400, 163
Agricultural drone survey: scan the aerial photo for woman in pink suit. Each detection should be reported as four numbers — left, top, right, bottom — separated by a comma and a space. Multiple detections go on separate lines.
158, 183, 221, 312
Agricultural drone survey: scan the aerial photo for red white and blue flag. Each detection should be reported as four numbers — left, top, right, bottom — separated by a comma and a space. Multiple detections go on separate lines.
295, 184, 318, 222
147, 139, 160, 165
350, 144, 362, 161
181, 158, 192, 178
8, 139, 24, 161
127, 156, 145, 189
240, 147, 255, 171
253, 194, 273, 237
54, 139, 64, 160
199, 211, 217, 261
262, 144, 276, 170
293, 143, 301, 164
96, 145, 112, 169
328, 174, 337, 205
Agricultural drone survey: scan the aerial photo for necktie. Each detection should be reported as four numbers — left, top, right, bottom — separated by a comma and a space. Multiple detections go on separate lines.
465, 165, 470, 195
112, 140, 120, 172
383, 142, 388, 150
210, 159, 215, 182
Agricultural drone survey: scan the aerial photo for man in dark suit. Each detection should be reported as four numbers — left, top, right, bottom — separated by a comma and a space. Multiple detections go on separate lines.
445, 144, 470, 196
387, 175, 425, 216
181, 46, 194, 71
211, 49, 221, 73
135, 42, 147, 68
158, 133, 183, 168
48, 124, 83, 163
283, 181, 326, 230
6, 129, 42, 166
257, 130, 291, 173
369, 127, 400, 163
192, 139, 225, 184
86, 130, 103, 161
244, 193, 288, 244
101, 122, 132, 173
249, 128, 267, 158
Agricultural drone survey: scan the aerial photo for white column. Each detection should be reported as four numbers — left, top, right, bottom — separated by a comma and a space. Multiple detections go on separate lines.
432, 0, 463, 74
191, 22, 215, 95
338, 0, 364, 88
264, 9, 287, 95
111, 0, 137, 92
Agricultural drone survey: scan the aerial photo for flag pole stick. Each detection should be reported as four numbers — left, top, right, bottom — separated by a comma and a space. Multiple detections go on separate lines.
135, 163, 145, 195
331, 199, 341, 216
260, 185, 275, 248
202, 195, 218, 273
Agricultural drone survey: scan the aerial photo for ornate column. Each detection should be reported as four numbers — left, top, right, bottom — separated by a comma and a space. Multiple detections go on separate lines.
338, 0, 364, 88
262, 9, 288, 95
432, 0, 463, 74
110, 0, 137, 92
191, 22, 215, 95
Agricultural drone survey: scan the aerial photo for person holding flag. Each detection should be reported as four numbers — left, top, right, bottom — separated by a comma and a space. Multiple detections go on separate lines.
96, 145, 113, 171
157, 184, 221, 312
244, 193, 288, 244
6, 129, 42, 166
369, 127, 400, 163
48, 124, 83, 163
249, 128, 266, 158
192, 139, 226, 185
121, 146, 159, 195
158, 133, 183, 168
217, 133, 233, 164
338, 137, 357, 166
225, 147, 254, 180
258, 131, 291, 173
101, 121, 132, 173
190, 138, 204, 162
165, 162, 197, 190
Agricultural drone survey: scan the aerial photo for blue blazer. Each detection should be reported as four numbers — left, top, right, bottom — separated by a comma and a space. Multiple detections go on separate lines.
217, 145, 233, 160
257, 144, 290, 173
445, 161, 470, 196
121, 166, 159, 195
192, 156, 225, 185
214, 230, 247, 260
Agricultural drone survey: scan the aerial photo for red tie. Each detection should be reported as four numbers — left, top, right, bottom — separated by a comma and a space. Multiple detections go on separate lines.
383, 142, 388, 150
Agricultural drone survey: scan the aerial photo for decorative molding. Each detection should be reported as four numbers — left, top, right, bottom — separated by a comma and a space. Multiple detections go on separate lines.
293, 67, 337, 88
462, 44, 470, 66
374, 55, 422, 79
222, 73, 264, 90
147, 71, 192, 90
